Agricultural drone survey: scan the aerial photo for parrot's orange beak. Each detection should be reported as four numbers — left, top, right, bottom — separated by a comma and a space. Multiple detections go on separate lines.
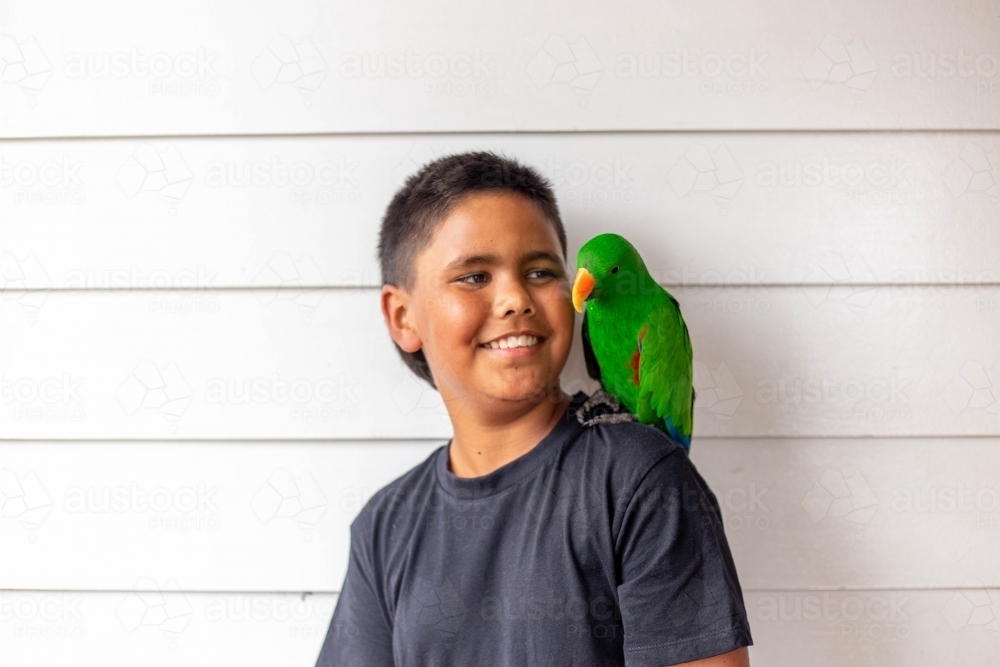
572, 267, 595, 313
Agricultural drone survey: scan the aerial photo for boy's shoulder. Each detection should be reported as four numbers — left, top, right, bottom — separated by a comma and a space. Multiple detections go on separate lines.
351, 444, 443, 531
570, 412, 691, 502
351, 390, 693, 531
584, 418, 683, 465
563, 390, 713, 520
570, 389, 687, 467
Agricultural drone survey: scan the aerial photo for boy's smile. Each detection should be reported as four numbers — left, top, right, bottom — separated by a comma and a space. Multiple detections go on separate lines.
383, 190, 574, 418
479, 332, 542, 354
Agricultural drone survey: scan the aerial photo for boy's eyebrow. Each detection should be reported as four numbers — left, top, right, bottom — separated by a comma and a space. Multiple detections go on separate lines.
522, 250, 564, 265
443, 250, 563, 272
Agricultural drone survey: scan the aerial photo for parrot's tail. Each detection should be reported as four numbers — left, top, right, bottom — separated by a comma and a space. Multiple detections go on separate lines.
663, 417, 692, 453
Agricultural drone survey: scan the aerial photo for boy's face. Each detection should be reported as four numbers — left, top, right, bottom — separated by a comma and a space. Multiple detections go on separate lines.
385, 191, 574, 412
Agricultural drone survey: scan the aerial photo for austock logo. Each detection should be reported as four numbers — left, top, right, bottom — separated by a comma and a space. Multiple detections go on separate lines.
204, 156, 359, 189
390, 143, 440, 188
251, 469, 328, 537
397, 577, 468, 640
0, 250, 52, 322
526, 34, 602, 96
1, 155, 86, 205
63, 481, 220, 532
205, 373, 360, 423
251, 251, 329, 324
693, 360, 744, 420
391, 372, 450, 424
202, 593, 335, 633
531, 156, 636, 205
115, 360, 194, 432
64, 48, 219, 79
1, 371, 85, 422
801, 469, 878, 525
754, 157, 910, 192
63, 47, 221, 96
943, 360, 999, 418
251, 35, 327, 93
116, 143, 194, 208
802, 251, 878, 310
667, 143, 744, 215
942, 580, 999, 633
339, 47, 495, 80
754, 591, 911, 640
115, 578, 193, 648
1, 591, 85, 640
615, 49, 768, 79
943, 144, 999, 200
802, 34, 878, 99
204, 155, 361, 207
721, 482, 770, 532
205, 375, 358, 405
891, 50, 999, 80
0, 33, 52, 94
615, 47, 770, 97
0, 468, 51, 534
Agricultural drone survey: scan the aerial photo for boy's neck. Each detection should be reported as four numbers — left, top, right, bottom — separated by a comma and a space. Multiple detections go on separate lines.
445, 388, 572, 479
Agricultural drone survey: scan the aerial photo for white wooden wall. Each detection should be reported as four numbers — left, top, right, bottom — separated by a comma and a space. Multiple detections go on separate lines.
2, 1, 999, 664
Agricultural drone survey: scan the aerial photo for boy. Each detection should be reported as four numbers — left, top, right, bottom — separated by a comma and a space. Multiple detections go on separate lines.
316, 151, 753, 666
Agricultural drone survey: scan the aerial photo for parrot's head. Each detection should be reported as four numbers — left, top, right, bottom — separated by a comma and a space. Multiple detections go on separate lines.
572, 233, 651, 313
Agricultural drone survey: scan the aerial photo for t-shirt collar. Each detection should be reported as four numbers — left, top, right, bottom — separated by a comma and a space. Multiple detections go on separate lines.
435, 391, 589, 499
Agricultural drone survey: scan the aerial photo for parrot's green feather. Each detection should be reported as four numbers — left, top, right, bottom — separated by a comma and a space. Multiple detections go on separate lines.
575, 233, 694, 450
636, 300, 694, 445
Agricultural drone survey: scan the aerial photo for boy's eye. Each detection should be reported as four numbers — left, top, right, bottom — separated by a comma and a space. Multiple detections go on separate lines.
528, 268, 555, 279
459, 273, 489, 284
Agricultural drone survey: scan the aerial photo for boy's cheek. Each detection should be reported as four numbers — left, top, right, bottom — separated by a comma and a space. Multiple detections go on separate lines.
428, 293, 484, 332
549, 299, 576, 337
544, 279, 572, 303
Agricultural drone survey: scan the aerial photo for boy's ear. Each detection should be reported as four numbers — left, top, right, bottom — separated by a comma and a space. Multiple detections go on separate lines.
381, 284, 423, 353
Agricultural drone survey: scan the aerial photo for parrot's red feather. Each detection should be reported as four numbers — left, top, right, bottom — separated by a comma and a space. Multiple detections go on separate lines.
628, 326, 647, 388
628, 350, 640, 387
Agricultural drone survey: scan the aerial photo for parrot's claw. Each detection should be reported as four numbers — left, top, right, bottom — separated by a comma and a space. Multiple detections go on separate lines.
575, 389, 638, 428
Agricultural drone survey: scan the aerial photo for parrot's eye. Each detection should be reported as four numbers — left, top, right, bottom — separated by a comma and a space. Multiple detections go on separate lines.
610, 265, 619, 274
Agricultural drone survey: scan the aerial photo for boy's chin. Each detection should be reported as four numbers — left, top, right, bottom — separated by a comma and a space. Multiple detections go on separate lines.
474, 372, 561, 405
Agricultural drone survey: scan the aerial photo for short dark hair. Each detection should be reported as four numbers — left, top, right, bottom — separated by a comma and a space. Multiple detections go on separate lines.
378, 150, 566, 390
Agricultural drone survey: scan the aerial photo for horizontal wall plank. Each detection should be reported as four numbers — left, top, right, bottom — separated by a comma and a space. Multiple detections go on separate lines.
1, 132, 998, 289
743, 588, 1000, 666
0, 441, 438, 591
0, 588, 997, 666
693, 439, 1000, 590
0, 590, 335, 666
0, 587, 1000, 667
2, 287, 998, 440
0, 0, 998, 137
1, 438, 998, 591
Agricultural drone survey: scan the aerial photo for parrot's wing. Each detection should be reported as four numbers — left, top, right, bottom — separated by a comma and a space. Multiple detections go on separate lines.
581, 310, 602, 381
637, 297, 694, 448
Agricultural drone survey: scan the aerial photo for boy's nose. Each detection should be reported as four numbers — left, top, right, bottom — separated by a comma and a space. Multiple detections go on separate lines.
494, 277, 535, 317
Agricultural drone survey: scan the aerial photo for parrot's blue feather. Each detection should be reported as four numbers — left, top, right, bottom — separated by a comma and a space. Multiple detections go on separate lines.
663, 416, 691, 452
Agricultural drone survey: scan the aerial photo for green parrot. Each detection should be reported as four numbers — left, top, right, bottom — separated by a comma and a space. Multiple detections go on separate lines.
572, 233, 695, 451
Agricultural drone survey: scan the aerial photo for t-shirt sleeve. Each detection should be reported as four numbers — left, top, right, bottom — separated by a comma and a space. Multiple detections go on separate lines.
315, 515, 395, 667
616, 449, 753, 666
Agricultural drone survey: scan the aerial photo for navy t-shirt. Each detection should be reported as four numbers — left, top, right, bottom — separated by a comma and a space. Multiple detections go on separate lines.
316, 390, 752, 666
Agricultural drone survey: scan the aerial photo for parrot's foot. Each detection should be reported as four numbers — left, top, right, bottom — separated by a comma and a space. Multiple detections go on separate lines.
575, 389, 638, 428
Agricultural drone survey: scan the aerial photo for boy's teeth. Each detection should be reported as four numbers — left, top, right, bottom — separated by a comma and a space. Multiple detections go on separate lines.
486, 335, 539, 350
